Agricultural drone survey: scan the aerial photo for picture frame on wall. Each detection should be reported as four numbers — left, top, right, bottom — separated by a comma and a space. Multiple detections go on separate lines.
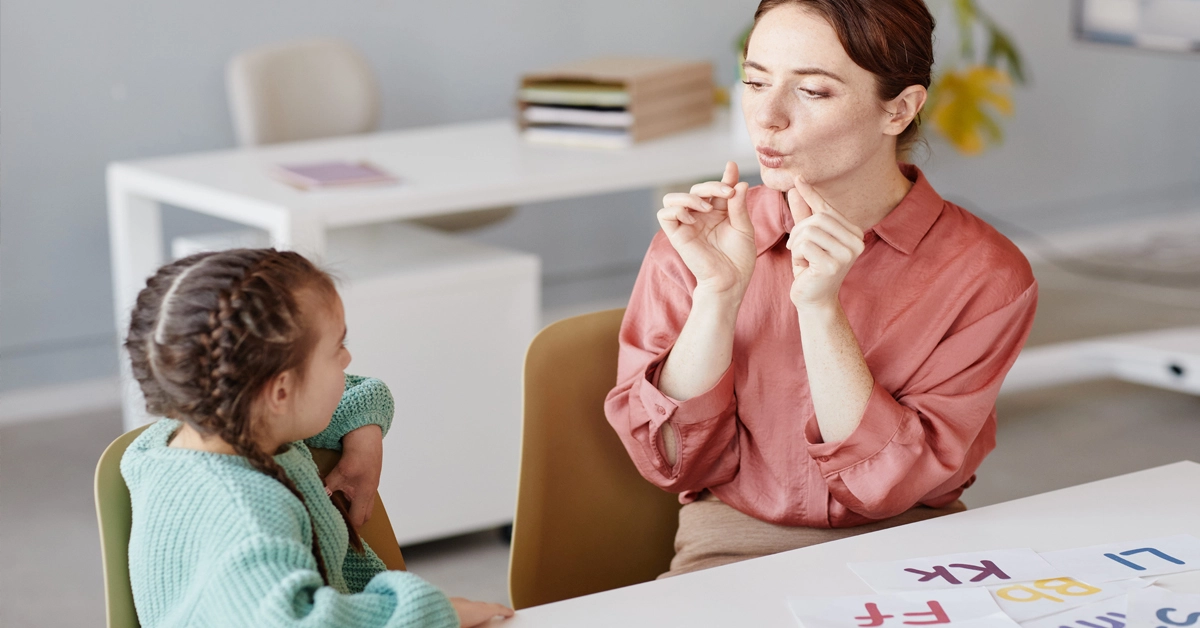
1074, 0, 1200, 53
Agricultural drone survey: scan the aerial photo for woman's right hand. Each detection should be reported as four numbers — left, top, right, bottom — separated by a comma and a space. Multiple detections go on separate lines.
450, 597, 514, 627
657, 161, 755, 301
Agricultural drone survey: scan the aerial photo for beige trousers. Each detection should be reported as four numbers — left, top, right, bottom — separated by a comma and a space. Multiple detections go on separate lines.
660, 492, 967, 578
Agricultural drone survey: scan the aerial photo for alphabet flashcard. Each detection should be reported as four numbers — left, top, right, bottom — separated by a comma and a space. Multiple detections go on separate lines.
850, 549, 1062, 593
1019, 594, 1130, 628
1126, 586, 1200, 628
989, 578, 1149, 622
1040, 536, 1200, 584
789, 588, 1020, 628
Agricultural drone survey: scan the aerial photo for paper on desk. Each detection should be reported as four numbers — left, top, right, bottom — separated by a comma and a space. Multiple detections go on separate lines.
850, 549, 1061, 592
988, 577, 1149, 622
1018, 593, 1132, 628
1040, 536, 1200, 583
789, 588, 1019, 628
1125, 585, 1200, 628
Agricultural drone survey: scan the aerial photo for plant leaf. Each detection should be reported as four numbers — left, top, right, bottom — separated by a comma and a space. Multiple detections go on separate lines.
929, 65, 1013, 155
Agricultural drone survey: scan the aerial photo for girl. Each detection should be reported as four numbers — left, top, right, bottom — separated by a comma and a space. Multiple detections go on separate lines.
606, 0, 1037, 577
121, 248, 513, 627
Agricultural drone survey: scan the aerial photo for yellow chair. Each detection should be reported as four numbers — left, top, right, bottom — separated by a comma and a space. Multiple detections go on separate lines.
94, 424, 407, 628
508, 308, 682, 610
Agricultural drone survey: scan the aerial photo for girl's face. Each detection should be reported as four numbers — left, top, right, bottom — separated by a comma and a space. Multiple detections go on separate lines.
262, 288, 351, 446
741, 5, 898, 191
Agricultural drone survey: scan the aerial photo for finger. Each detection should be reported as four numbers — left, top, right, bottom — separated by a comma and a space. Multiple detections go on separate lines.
786, 187, 813, 228
657, 205, 697, 228
721, 160, 740, 187
726, 182, 754, 235
790, 224, 854, 265
792, 176, 832, 216
814, 205, 865, 240
688, 180, 735, 199
349, 490, 373, 528
794, 215, 865, 256
662, 193, 714, 212
798, 240, 837, 274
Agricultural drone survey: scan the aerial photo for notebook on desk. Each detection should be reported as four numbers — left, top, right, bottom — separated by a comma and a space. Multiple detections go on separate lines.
272, 160, 399, 190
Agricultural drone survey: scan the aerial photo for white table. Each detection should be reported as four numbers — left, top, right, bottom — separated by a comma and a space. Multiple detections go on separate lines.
107, 110, 756, 429
506, 461, 1200, 627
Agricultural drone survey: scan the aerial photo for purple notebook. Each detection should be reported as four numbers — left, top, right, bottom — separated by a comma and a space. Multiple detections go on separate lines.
273, 160, 398, 190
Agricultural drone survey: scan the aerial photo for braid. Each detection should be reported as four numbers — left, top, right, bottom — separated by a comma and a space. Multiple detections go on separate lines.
124, 248, 361, 583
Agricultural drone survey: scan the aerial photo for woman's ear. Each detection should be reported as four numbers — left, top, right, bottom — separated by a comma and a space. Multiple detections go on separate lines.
883, 85, 928, 137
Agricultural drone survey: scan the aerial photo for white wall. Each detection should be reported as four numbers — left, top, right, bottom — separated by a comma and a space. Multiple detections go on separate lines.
2, 0, 1198, 392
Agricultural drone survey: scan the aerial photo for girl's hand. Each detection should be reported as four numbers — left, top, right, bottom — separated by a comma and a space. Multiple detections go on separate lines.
657, 161, 756, 302
786, 176, 865, 311
451, 598, 515, 627
323, 424, 383, 528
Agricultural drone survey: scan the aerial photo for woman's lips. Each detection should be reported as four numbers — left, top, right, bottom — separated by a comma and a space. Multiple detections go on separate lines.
756, 147, 785, 168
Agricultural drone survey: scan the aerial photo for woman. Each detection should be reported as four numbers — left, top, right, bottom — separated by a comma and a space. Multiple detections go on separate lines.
605, 0, 1037, 578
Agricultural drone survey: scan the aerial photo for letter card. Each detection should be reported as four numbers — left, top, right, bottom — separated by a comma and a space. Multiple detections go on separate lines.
850, 549, 1061, 592
1019, 594, 1130, 628
1126, 586, 1200, 628
789, 588, 1019, 628
1040, 536, 1200, 583
990, 578, 1149, 622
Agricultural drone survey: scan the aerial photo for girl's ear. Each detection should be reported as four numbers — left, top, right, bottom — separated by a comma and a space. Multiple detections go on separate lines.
883, 85, 927, 137
260, 370, 296, 418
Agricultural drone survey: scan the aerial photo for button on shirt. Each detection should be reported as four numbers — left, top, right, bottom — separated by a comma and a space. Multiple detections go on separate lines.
604, 165, 1038, 528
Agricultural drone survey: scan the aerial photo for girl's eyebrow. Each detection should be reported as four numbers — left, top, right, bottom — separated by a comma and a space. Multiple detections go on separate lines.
743, 59, 845, 83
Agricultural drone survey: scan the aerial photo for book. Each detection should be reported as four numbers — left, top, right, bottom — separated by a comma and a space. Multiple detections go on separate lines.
517, 83, 631, 108
518, 57, 714, 144
522, 105, 634, 128
522, 125, 633, 149
272, 160, 398, 190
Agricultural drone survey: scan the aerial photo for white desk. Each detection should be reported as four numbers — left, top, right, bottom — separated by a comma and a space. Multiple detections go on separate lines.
107, 110, 756, 429
507, 461, 1200, 627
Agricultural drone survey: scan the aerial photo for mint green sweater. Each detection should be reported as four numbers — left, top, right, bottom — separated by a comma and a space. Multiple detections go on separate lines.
122, 375, 458, 628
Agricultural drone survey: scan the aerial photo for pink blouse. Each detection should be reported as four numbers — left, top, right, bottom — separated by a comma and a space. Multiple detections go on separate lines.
604, 165, 1037, 528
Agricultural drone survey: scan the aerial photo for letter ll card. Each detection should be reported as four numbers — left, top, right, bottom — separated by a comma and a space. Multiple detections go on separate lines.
1125, 586, 1200, 628
850, 549, 1062, 592
789, 588, 1019, 628
1040, 536, 1200, 583
989, 578, 1149, 622
1018, 592, 1130, 628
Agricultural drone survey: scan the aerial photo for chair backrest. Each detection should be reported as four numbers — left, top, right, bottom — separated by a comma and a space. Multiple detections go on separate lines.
508, 308, 682, 610
226, 37, 381, 146
95, 424, 406, 628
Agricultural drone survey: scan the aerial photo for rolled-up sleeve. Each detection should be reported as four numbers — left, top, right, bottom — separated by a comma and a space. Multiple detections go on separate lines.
805, 281, 1038, 519
604, 237, 741, 493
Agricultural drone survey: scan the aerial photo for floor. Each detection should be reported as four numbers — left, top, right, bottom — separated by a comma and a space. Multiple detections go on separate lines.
2, 261, 1198, 627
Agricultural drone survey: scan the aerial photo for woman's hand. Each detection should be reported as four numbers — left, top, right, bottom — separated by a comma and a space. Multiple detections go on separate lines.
786, 176, 865, 311
451, 598, 515, 627
323, 424, 383, 529
657, 161, 755, 302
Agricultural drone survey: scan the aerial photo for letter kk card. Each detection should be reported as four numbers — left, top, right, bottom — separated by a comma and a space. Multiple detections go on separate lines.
789, 588, 1020, 628
850, 549, 1061, 593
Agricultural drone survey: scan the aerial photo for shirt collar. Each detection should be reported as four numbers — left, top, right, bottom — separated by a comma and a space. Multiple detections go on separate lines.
750, 164, 945, 256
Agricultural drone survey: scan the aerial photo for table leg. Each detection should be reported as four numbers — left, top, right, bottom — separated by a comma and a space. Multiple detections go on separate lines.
107, 172, 164, 431
266, 213, 326, 262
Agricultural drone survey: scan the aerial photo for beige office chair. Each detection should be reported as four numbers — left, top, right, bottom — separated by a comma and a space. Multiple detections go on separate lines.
508, 309, 682, 610
95, 424, 407, 628
225, 37, 511, 231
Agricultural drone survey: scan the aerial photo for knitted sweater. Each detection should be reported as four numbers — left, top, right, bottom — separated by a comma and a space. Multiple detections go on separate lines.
122, 375, 458, 628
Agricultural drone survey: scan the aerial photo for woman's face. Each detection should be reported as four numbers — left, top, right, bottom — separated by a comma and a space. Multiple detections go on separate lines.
741, 4, 898, 191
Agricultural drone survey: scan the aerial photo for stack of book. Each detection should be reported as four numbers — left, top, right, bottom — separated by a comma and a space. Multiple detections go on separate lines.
518, 57, 714, 149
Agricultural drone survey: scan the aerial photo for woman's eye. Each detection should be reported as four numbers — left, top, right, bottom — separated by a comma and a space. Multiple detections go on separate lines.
799, 88, 828, 99
741, 80, 766, 91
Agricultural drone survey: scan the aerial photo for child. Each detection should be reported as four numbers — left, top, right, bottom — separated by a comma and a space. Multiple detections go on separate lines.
120, 248, 514, 628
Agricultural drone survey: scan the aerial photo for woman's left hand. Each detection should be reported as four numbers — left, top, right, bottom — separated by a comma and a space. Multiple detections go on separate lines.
786, 176, 866, 310
324, 424, 383, 529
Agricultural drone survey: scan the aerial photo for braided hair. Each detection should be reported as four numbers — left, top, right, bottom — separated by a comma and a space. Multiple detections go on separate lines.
125, 248, 361, 583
